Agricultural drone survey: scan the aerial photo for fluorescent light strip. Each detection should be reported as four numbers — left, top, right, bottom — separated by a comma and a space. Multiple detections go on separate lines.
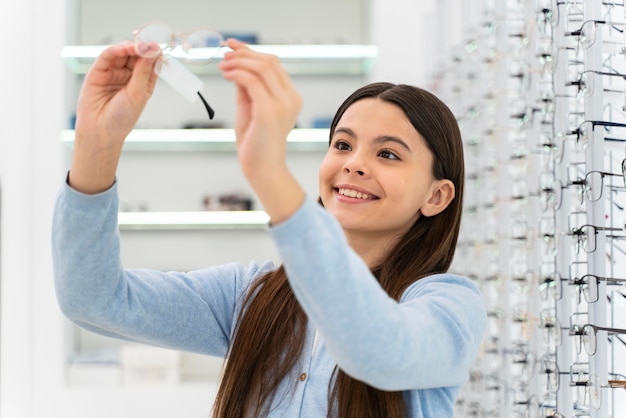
61, 45, 378, 61
118, 211, 270, 230
61, 45, 378, 76
61, 129, 329, 151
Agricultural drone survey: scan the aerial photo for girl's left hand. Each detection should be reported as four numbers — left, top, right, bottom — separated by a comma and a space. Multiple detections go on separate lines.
218, 39, 302, 179
219, 39, 305, 223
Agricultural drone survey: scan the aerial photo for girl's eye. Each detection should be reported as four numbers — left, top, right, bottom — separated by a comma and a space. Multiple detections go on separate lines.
334, 140, 351, 151
379, 149, 400, 160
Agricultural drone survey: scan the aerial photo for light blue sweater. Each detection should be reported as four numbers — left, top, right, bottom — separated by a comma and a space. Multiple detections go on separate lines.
52, 179, 486, 417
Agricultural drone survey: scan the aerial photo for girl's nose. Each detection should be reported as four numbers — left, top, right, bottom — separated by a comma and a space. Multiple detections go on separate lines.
343, 158, 367, 176
344, 166, 365, 176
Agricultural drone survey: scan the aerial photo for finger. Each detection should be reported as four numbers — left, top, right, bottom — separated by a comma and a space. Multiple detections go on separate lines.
222, 39, 292, 87
225, 57, 301, 122
224, 68, 275, 114
86, 43, 141, 89
224, 37, 248, 50
221, 51, 292, 103
222, 48, 301, 114
128, 55, 159, 98
135, 41, 161, 59
224, 58, 284, 99
90, 42, 137, 73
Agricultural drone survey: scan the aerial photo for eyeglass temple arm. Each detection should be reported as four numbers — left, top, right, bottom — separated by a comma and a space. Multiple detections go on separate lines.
198, 92, 215, 120
597, 121, 626, 128
572, 225, 624, 233
599, 226, 624, 231
579, 274, 626, 284
595, 325, 626, 334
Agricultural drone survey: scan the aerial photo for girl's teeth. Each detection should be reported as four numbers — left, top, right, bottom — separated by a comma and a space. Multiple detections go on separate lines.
339, 188, 370, 199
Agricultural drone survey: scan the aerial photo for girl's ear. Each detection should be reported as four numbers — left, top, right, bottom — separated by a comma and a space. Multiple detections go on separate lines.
421, 179, 455, 217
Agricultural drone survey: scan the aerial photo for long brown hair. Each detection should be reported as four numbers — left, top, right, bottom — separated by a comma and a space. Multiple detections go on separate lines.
212, 83, 465, 418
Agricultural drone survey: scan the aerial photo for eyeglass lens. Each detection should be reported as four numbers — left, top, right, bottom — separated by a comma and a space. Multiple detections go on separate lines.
135, 23, 223, 60
133, 23, 223, 120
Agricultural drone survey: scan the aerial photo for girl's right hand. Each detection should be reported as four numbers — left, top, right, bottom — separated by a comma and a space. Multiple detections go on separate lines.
69, 41, 159, 194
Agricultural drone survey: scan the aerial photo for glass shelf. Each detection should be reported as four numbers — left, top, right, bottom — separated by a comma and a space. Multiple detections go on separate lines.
61, 44, 378, 76
118, 210, 269, 230
61, 128, 330, 152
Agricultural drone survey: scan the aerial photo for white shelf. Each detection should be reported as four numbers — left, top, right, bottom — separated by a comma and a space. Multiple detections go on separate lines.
59, 383, 218, 418
61, 128, 330, 152
118, 211, 269, 230
61, 44, 378, 76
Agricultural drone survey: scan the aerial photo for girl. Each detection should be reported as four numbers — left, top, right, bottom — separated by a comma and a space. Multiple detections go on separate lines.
53, 38, 486, 418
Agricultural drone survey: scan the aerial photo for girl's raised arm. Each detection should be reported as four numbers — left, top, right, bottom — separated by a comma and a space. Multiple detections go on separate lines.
69, 41, 159, 195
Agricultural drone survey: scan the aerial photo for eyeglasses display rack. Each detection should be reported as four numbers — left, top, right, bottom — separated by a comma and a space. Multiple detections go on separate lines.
437, 1, 626, 417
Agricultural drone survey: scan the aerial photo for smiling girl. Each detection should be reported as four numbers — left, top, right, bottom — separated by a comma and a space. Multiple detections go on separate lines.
53, 38, 486, 418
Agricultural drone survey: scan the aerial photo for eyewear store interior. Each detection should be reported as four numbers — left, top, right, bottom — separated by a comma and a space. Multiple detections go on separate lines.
2, 0, 626, 417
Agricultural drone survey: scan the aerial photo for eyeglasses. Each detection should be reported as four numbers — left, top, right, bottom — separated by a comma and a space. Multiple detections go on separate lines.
511, 219, 531, 243
569, 119, 626, 149
539, 272, 566, 301
608, 373, 626, 389
511, 261, 534, 294
133, 22, 224, 120
569, 369, 626, 410
569, 367, 602, 410
539, 128, 570, 165
568, 69, 626, 101
566, 19, 626, 53
539, 216, 559, 258
570, 323, 626, 355
569, 273, 626, 303
133, 22, 223, 60
510, 345, 537, 383
539, 173, 564, 212
539, 310, 562, 350
568, 169, 626, 203
569, 223, 624, 253
512, 390, 540, 418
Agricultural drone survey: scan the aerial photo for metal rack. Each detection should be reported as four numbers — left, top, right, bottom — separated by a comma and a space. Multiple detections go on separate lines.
438, 1, 626, 416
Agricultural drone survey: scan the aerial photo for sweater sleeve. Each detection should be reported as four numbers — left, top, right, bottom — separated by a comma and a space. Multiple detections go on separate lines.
269, 197, 486, 391
51, 178, 274, 357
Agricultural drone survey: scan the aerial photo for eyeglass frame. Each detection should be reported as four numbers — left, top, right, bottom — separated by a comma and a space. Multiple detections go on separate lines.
568, 273, 626, 303
132, 22, 224, 120
567, 69, 626, 101
569, 322, 626, 355
565, 19, 626, 53
568, 223, 624, 254
567, 169, 626, 204
568, 119, 626, 148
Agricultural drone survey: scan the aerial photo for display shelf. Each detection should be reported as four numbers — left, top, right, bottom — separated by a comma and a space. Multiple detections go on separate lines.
58, 383, 218, 418
118, 210, 269, 230
61, 128, 330, 152
61, 44, 379, 76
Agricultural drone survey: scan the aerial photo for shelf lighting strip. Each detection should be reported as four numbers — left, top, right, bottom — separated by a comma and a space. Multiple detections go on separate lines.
61, 44, 378, 76
61, 128, 330, 151
118, 211, 270, 230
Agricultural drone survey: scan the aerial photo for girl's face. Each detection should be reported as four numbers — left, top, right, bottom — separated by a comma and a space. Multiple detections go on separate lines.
319, 98, 440, 244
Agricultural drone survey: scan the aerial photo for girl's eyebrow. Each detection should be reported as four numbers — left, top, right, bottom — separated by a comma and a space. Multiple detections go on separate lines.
374, 135, 412, 152
333, 127, 412, 152
333, 127, 356, 138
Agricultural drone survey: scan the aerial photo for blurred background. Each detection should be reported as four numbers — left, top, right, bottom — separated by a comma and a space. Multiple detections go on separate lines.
1, 0, 625, 417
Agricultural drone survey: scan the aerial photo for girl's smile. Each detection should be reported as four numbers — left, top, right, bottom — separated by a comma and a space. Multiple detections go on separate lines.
334, 184, 380, 202
319, 97, 440, 252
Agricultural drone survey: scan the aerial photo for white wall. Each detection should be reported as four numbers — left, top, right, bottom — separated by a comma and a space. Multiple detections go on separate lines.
368, 0, 467, 91
0, 0, 66, 416
76, 0, 367, 45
